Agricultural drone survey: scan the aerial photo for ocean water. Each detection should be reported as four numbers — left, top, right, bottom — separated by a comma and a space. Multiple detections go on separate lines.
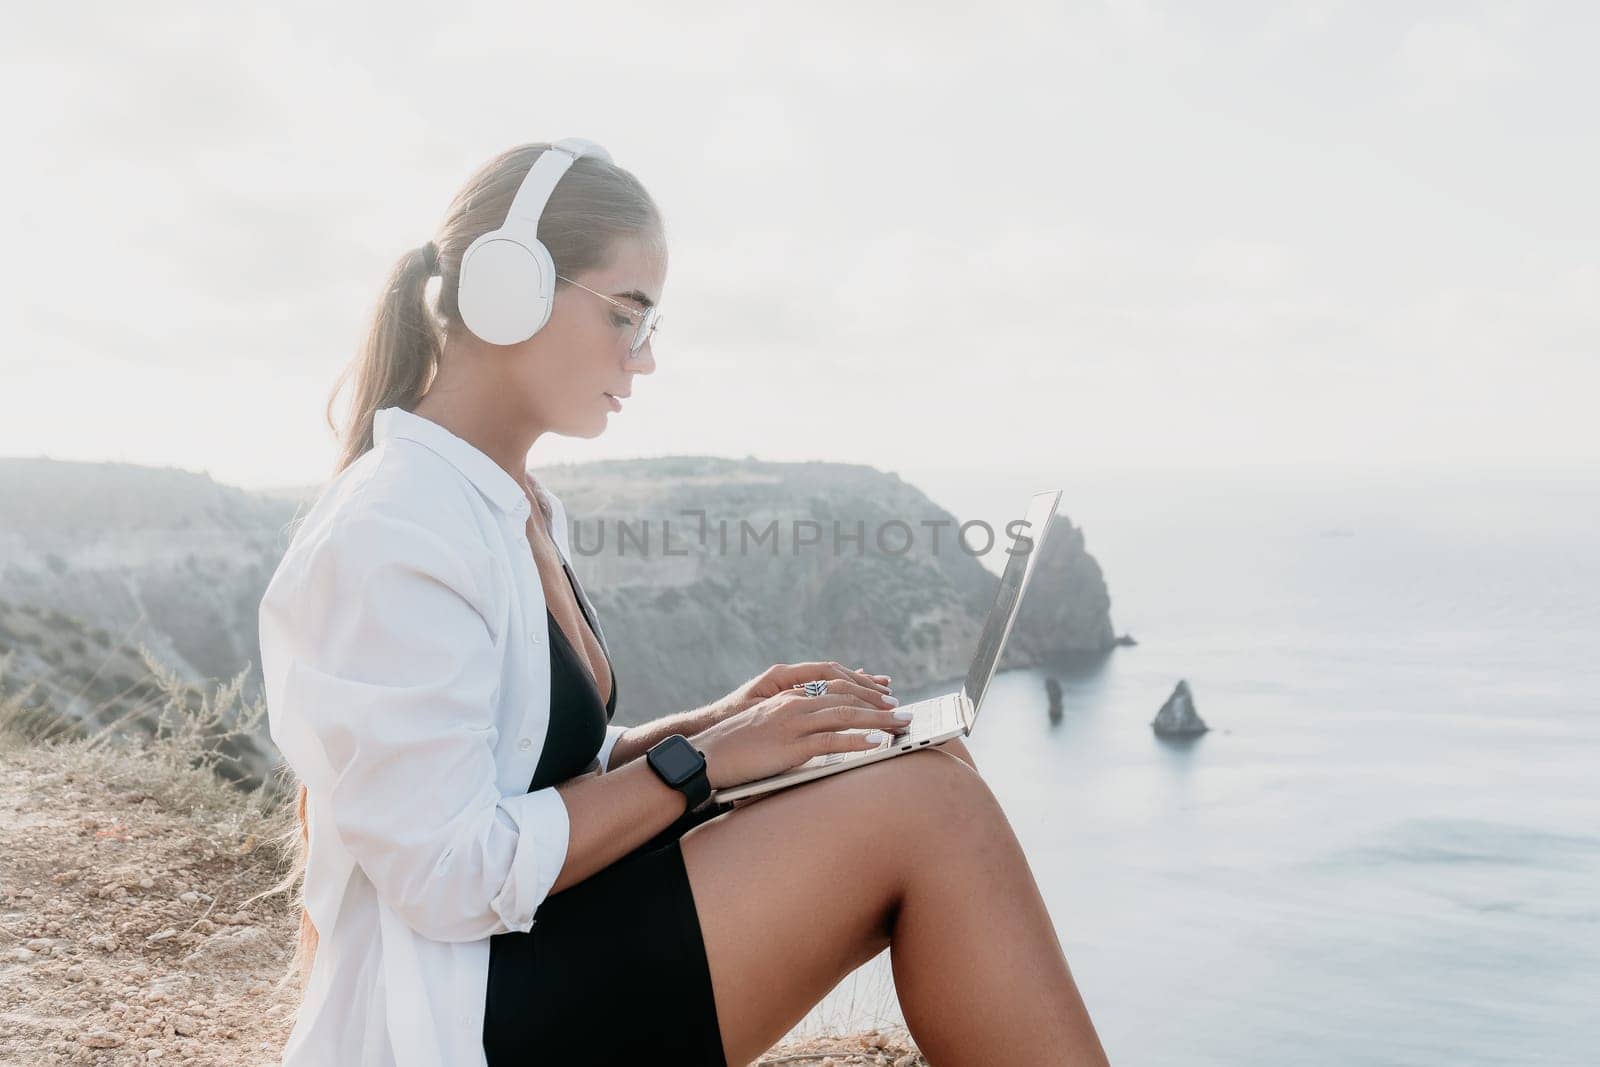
781, 464, 1600, 1065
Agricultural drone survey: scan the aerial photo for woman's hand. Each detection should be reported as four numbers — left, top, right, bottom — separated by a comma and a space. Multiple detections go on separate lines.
695, 683, 909, 791
716, 661, 894, 722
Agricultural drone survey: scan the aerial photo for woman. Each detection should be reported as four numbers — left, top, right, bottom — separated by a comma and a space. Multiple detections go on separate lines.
259, 140, 1108, 1067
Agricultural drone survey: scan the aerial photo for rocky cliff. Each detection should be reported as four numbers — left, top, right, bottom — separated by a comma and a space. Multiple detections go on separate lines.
537, 456, 1121, 722
0, 455, 1122, 781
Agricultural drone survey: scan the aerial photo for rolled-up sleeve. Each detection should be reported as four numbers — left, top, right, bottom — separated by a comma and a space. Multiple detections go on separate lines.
271, 511, 570, 942
597, 723, 627, 772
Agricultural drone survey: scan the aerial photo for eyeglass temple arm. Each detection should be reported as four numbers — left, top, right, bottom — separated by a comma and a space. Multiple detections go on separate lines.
554, 273, 644, 317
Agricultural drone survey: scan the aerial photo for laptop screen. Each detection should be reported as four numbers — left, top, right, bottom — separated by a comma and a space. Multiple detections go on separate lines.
960, 489, 1062, 726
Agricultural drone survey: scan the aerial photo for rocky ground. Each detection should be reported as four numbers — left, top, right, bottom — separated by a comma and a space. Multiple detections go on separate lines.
0, 726, 925, 1065
0, 738, 299, 1064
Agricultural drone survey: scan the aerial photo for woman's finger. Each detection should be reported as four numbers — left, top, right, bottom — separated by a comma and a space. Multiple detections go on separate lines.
853, 666, 892, 689
784, 660, 891, 694
823, 661, 891, 694
790, 692, 910, 735
791, 678, 898, 709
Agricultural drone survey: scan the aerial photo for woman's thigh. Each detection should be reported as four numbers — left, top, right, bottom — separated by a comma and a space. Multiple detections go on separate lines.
679, 747, 991, 1067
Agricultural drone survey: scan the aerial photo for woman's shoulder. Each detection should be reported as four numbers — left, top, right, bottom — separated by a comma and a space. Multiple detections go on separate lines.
272, 444, 501, 593
315, 440, 498, 529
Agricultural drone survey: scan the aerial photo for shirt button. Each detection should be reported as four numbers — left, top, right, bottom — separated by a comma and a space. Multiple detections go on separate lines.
518, 737, 532, 752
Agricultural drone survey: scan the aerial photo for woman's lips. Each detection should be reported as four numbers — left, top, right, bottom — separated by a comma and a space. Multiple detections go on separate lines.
603, 392, 623, 412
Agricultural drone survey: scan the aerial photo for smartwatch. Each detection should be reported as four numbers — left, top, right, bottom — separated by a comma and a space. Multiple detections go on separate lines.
646, 734, 712, 814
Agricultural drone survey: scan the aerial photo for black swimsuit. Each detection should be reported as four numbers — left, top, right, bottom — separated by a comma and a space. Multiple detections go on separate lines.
530, 558, 617, 788
483, 558, 730, 1066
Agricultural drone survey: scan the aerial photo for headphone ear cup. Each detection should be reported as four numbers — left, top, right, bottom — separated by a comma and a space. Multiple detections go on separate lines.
457, 230, 557, 346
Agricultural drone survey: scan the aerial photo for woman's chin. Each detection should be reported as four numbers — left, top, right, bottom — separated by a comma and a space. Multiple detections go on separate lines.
554, 401, 615, 438
544, 416, 606, 440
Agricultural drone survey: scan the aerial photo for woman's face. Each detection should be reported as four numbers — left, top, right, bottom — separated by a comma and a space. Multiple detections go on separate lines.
516, 235, 664, 439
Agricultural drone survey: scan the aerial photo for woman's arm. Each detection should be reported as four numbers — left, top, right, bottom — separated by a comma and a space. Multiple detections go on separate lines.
602, 696, 742, 771
264, 512, 692, 941
602, 662, 894, 771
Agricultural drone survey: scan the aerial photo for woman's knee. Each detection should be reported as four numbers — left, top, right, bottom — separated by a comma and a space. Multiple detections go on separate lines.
865, 746, 994, 823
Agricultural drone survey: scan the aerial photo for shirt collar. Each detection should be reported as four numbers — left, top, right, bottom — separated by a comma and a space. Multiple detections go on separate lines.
372, 406, 543, 517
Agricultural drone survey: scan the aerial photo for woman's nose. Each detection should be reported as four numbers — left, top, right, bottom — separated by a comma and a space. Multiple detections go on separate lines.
628, 343, 657, 374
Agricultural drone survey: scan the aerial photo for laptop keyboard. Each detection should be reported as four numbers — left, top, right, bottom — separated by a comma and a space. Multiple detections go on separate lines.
803, 692, 961, 769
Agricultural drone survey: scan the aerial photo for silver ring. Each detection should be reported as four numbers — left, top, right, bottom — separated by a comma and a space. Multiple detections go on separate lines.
801, 679, 829, 697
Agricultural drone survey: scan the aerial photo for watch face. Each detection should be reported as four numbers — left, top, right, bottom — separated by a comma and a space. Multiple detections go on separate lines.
652, 736, 702, 784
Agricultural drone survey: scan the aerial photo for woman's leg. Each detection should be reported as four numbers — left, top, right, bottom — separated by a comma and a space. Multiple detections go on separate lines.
678, 748, 1107, 1067
934, 734, 978, 772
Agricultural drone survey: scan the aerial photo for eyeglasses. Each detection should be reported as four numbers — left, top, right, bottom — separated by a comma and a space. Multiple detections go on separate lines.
556, 274, 662, 355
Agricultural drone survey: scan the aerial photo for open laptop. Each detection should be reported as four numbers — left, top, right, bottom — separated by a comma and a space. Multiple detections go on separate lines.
710, 489, 1063, 804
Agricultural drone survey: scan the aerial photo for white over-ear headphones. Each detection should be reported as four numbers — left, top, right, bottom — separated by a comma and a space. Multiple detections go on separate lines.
457, 137, 614, 346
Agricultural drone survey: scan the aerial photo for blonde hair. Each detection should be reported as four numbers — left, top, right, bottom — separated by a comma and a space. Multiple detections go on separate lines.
276, 142, 664, 993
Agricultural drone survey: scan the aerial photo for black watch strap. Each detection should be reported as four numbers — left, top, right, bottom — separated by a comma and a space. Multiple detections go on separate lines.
646, 734, 712, 814
680, 767, 712, 813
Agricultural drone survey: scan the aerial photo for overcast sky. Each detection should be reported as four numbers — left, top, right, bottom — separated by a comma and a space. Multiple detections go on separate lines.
3, 1, 1595, 490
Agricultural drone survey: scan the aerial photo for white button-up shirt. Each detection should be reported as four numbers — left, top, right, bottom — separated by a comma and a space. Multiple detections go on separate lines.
259, 405, 627, 1067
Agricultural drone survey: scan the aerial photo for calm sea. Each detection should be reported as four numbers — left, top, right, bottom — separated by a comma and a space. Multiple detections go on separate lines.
781, 464, 1600, 1066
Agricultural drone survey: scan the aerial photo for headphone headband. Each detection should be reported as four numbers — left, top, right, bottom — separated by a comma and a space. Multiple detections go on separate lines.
502, 137, 613, 235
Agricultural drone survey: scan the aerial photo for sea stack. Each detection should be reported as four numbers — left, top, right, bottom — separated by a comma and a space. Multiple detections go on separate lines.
1151, 680, 1209, 737
1045, 677, 1063, 721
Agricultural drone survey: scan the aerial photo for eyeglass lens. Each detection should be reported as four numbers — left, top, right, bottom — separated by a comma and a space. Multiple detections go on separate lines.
630, 307, 660, 354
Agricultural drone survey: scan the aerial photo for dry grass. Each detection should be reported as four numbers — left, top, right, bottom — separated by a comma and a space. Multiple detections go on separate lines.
0, 652, 299, 1064
0, 654, 925, 1065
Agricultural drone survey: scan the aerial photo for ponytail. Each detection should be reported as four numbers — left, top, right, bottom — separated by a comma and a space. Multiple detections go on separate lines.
326, 243, 443, 477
